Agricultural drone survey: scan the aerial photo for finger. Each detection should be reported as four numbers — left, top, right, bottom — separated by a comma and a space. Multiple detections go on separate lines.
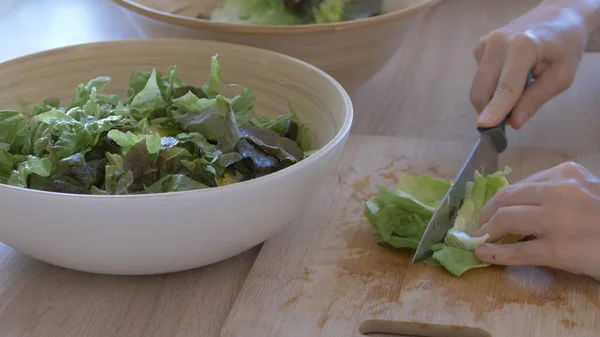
475, 239, 551, 267
509, 64, 575, 129
477, 205, 547, 242
470, 42, 505, 112
516, 161, 591, 184
479, 183, 548, 224
515, 166, 562, 184
532, 62, 549, 77
476, 38, 537, 127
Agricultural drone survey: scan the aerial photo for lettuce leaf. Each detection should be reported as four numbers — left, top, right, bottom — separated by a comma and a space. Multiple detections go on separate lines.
365, 167, 522, 277
210, 0, 302, 25
364, 174, 451, 249
210, 0, 381, 25
313, 0, 344, 24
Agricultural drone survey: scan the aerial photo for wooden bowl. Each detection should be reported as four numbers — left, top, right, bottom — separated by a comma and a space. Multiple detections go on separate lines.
0, 39, 353, 275
112, 0, 441, 94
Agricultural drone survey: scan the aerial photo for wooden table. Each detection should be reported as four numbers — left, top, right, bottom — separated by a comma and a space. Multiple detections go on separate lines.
0, 0, 598, 336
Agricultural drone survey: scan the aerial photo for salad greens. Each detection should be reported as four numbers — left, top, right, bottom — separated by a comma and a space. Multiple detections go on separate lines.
0, 55, 312, 195
364, 167, 523, 277
209, 0, 382, 25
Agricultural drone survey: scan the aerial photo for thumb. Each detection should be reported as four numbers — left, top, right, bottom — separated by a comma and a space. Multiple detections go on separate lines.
475, 240, 549, 267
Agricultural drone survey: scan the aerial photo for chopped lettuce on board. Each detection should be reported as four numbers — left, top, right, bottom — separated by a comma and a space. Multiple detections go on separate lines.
364, 167, 523, 277
210, 0, 381, 25
0, 55, 313, 195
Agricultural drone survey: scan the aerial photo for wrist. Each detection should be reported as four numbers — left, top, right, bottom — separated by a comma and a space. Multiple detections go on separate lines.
542, 0, 600, 35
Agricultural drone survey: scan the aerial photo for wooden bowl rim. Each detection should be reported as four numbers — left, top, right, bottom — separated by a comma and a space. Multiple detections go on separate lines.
111, 0, 442, 34
0, 38, 354, 199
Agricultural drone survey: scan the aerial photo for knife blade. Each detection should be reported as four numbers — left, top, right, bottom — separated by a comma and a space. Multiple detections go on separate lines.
411, 72, 534, 264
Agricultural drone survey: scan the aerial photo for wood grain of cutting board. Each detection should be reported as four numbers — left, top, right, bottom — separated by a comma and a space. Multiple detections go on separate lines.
221, 135, 600, 337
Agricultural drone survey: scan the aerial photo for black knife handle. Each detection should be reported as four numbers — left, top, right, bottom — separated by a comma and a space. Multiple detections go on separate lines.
476, 71, 534, 153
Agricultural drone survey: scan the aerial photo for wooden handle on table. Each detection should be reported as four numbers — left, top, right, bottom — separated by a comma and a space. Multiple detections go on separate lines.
359, 320, 492, 337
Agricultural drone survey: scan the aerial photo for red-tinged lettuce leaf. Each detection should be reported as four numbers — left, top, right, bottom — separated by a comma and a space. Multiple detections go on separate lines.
283, 0, 319, 21
249, 104, 311, 154
173, 85, 208, 100
219, 108, 242, 153
34, 155, 107, 194
218, 152, 243, 168
235, 138, 280, 178
143, 174, 208, 194
173, 107, 225, 142
122, 140, 153, 179
84, 132, 121, 161
239, 125, 303, 164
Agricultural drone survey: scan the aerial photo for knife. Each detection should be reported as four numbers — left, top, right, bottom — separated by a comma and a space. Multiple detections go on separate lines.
411, 72, 534, 264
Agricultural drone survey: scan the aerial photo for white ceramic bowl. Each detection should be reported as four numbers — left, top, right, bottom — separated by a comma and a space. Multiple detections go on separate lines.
0, 39, 353, 275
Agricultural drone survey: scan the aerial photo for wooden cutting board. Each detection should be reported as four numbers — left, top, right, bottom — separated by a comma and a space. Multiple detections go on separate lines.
221, 134, 600, 337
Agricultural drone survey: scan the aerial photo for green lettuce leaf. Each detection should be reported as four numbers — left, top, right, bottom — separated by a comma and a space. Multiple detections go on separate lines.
210, 0, 301, 25
172, 91, 217, 114
365, 167, 522, 277
364, 174, 451, 249
143, 174, 207, 194
0, 149, 16, 184
203, 55, 222, 99
0, 110, 29, 154
129, 68, 165, 120
7, 155, 52, 188
314, 0, 344, 23
210, 0, 381, 25
67, 76, 112, 110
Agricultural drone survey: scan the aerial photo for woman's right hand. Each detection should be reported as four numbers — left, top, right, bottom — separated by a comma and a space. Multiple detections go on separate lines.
470, 1, 593, 130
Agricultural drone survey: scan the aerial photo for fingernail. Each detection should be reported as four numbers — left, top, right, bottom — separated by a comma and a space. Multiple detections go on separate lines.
477, 111, 494, 125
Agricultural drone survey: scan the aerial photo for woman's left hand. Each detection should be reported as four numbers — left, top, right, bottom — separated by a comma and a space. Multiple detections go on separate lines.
475, 161, 600, 280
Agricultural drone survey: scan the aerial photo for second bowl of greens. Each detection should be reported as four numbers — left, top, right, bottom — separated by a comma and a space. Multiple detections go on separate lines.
112, 0, 442, 93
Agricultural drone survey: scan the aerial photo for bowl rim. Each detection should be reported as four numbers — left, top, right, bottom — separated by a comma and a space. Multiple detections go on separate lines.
111, 0, 442, 34
0, 38, 354, 200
